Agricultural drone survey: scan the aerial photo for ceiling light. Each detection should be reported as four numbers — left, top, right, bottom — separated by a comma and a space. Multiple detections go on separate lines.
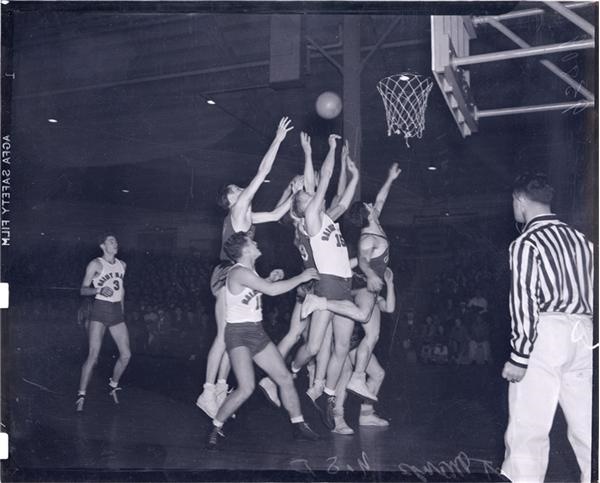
206, 99, 216, 105
121, 189, 130, 193
48, 118, 58, 123
399, 74, 410, 81
1, 1, 9, 5
427, 166, 437, 171
263, 179, 271, 183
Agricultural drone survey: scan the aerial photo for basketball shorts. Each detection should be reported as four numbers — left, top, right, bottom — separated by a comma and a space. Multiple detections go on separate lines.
296, 280, 315, 303
225, 321, 271, 357
314, 274, 352, 301
352, 266, 387, 293
210, 260, 233, 296
90, 299, 124, 327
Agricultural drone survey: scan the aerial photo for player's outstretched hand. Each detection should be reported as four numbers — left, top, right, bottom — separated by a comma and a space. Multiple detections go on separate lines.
300, 132, 311, 153
301, 268, 320, 283
389, 162, 402, 180
347, 157, 359, 177
275, 117, 294, 142
268, 269, 285, 282
384, 267, 394, 284
99, 287, 114, 297
367, 274, 384, 293
341, 140, 349, 162
501, 360, 527, 383
328, 134, 342, 148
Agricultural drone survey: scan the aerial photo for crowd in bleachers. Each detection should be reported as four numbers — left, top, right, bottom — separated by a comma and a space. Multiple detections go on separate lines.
399, 249, 508, 366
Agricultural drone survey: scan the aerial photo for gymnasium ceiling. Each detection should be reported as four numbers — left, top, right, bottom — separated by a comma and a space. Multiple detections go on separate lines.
6, 2, 598, 226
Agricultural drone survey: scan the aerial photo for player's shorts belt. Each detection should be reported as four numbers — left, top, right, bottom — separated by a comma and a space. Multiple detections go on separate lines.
224, 321, 270, 356
314, 274, 352, 302
90, 299, 124, 327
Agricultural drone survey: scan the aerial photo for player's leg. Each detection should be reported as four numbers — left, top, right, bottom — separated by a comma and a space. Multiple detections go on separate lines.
332, 354, 354, 435
306, 322, 332, 402
254, 342, 319, 441
314, 315, 353, 429
197, 286, 227, 417
207, 345, 254, 449
77, 320, 106, 411
360, 354, 388, 427
259, 301, 306, 408
107, 321, 132, 403
347, 301, 381, 401
302, 291, 376, 323
292, 309, 332, 372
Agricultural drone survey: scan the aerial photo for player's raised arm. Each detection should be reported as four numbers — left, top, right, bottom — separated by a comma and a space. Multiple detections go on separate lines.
328, 154, 359, 222
329, 139, 349, 211
230, 266, 319, 297
305, 134, 340, 235
236, 117, 294, 210
373, 162, 401, 216
300, 132, 316, 194
251, 176, 299, 224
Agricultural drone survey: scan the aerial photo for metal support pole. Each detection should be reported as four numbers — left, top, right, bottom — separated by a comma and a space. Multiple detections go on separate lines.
343, 15, 362, 200
452, 39, 594, 67
306, 36, 343, 73
544, 1, 595, 37
473, 2, 590, 26
476, 100, 594, 119
360, 17, 402, 72
487, 19, 594, 101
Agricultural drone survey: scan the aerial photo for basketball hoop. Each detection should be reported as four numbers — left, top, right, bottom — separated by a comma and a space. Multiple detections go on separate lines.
377, 73, 433, 146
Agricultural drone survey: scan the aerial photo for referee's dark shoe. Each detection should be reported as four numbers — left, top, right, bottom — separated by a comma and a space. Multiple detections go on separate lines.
292, 421, 320, 441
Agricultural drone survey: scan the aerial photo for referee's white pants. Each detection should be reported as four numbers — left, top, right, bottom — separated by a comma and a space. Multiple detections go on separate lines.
501, 313, 593, 483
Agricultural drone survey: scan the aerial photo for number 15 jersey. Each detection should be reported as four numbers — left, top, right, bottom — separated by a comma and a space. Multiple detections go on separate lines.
309, 213, 352, 278
93, 257, 126, 303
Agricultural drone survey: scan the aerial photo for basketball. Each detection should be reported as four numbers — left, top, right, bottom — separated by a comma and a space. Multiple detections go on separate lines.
315, 91, 342, 119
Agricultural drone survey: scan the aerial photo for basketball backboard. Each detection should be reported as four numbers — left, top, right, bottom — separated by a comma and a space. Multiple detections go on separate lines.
431, 15, 478, 138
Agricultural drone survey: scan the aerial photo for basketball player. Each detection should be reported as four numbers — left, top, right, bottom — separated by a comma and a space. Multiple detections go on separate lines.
76, 234, 130, 412
332, 268, 396, 434
287, 133, 366, 429
257, 132, 354, 407
302, 163, 401, 401
196, 117, 294, 419
207, 232, 320, 448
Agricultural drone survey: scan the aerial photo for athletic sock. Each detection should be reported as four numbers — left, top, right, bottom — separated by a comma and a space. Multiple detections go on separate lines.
109, 379, 119, 389
323, 386, 336, 397
203, 382, 215, 391
290, 416, 304, 424
212, 419, 224, 428
77, 390, 86, 396
313, 378, 325, 388
360, 403, 374, 414
216, 378, 227, 386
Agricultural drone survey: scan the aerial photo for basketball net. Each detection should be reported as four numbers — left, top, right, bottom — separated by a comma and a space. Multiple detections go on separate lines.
377, 73, 433, 147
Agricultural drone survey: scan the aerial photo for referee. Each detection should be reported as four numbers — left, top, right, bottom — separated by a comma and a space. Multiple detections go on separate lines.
501, 173, 594, 483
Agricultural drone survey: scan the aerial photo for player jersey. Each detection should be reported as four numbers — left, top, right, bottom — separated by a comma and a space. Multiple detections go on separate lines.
309, 213, 352, 278
219, 214, 256, 261
92, 257, 125, 303
294, 222, 316, 269
359, 232, 389, 280
225, 263, 263, 323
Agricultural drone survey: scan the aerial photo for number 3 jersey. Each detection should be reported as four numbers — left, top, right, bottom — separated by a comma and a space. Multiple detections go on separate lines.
225, 264, 263, 323
92, 257, 126, 303
309, 213, 352, 278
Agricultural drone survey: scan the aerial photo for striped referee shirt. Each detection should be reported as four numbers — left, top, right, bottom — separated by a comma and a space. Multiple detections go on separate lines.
509, 214, 594, 368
